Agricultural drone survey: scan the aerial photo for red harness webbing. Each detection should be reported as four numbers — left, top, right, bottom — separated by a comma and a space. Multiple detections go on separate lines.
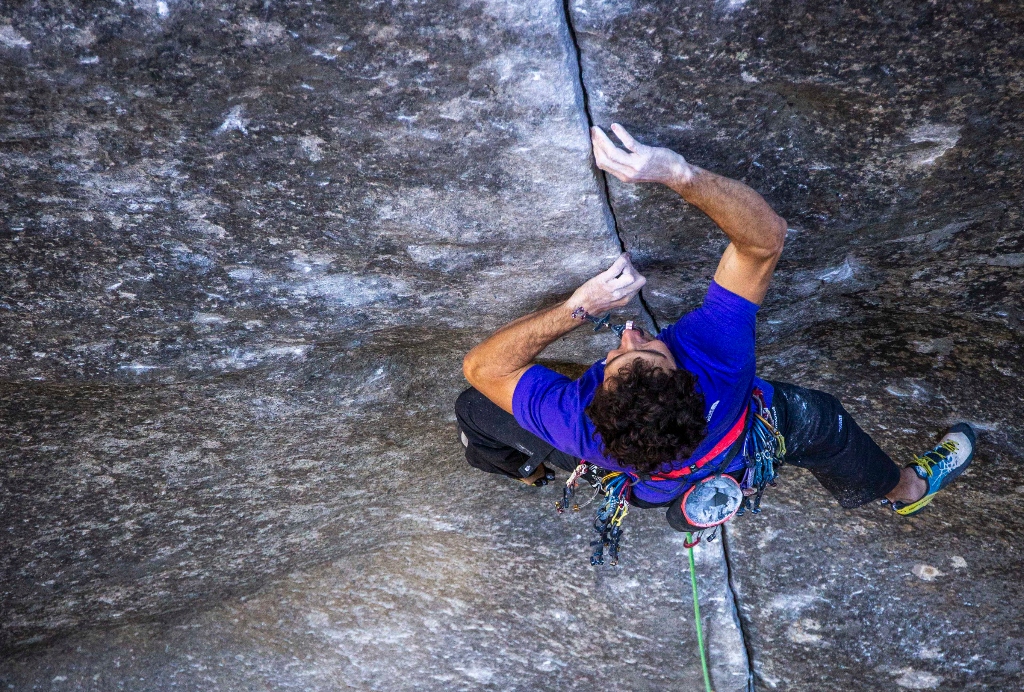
650, 404, 749, 481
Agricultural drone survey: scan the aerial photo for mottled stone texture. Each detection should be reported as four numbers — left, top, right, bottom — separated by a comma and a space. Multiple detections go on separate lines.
2, 0, 1023, 689
3, 1, 744, 689
0, 494, 747, 691
0, 0, 679, 673
0, 0, 618, 382
571, 0, 1024, 689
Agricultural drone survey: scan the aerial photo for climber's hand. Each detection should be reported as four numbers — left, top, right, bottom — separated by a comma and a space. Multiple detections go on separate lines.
568, 252, 646, 316
591, 123, 694, 187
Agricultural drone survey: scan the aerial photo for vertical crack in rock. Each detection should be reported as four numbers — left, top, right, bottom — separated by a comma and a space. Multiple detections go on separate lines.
558, 0, 660, 331
560, 3, 751, 688
722, 526, 757, 691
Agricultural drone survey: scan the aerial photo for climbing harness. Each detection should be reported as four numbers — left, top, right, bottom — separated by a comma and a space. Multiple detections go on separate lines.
555, 388, 786, 561
683, 388, 787, 548
556, 463, 633, 565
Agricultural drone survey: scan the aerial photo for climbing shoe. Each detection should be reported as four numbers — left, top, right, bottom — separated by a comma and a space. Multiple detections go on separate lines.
892, 423, 977, 516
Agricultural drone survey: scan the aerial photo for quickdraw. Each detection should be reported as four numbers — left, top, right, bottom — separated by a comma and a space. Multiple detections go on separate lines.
737, 388, 786, 517
570, 307, 637, 338
556, 463, 634, 566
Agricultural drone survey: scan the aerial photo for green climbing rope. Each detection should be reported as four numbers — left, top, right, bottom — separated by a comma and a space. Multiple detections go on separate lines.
687, 533, 713, 692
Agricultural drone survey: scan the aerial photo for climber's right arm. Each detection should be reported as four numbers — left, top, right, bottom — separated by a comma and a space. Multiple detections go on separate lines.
591, 124, 786, 305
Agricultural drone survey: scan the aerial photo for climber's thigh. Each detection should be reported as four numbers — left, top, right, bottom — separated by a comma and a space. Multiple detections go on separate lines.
769, 381, 901, 508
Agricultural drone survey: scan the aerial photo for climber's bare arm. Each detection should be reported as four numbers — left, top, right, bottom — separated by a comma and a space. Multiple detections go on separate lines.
463, 254, 646, 412
592, 124, 787, 305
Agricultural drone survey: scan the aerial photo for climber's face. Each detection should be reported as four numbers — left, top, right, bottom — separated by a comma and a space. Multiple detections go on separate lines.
603, 326, 676, 383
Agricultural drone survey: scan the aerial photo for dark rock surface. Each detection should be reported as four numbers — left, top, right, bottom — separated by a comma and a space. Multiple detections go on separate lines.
0, 489, 747, 691
1, 1, 744, 689
0, 0, 619, 383
2, 0, 1022, 688
571, 0, 1024, 689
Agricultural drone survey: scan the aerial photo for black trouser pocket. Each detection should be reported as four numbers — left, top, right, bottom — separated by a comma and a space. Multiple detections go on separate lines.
455, 387, 578, 478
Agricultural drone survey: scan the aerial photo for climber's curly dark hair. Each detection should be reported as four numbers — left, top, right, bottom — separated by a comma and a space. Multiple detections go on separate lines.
585, 357, 707, 475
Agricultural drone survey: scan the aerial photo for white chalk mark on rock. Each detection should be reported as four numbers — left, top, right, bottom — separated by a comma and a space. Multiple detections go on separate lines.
786, 618, 824, 645
241, 17, 286, 46
985, 253, 1024, 267
911, 337, 954, 356
0, 25, 31, 49
216, 105, 249, 135
766, 590, 822, 615
908, 124, 960, 168
894, 668, 944, 689
912, 564, 944, 581
119, 363, 162, 373
298, 135, 325, 162
817, 255, 859, 283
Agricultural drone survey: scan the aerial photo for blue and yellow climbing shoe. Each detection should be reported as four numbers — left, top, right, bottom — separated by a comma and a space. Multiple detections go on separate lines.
892, 423, 977, 516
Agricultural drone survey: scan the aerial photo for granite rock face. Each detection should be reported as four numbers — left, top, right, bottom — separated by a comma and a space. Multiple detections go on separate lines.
3, 3, 744, 689
570, 0, 1024, 689
1, 0, 641, 657
2, 0, 1023, 689
0, 0, 619, 383
1, 489, 748, 691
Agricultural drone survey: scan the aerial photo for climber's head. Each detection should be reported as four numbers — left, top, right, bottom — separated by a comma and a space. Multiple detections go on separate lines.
585, 330, 706, 475
603, 324, 674, 377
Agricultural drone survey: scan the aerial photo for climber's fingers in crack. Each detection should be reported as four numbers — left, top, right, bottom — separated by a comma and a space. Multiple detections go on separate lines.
590, 124, 618, 154
614, 277, 647, 303
594, 151, 635, 176
600, 161, 640, 184
610, 123, 642, 153
591, 127, 637, 176
606, 256, 638, 280
586, 254, 645, 305
607, 257, 646, 295
608, 266, 641, 290
599, 252, 630, 280
593, 152, 631, 177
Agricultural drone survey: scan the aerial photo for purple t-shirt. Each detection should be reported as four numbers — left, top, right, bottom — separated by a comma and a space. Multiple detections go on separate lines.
512, 281, 773, 505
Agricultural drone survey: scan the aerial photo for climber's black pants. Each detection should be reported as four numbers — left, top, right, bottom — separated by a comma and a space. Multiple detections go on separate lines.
455, 387, 579, 480
455, 383, 901, 508
769, 381, 901, 508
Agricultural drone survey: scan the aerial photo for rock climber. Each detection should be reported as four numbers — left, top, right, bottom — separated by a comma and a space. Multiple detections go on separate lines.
456, 123, 976, 550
